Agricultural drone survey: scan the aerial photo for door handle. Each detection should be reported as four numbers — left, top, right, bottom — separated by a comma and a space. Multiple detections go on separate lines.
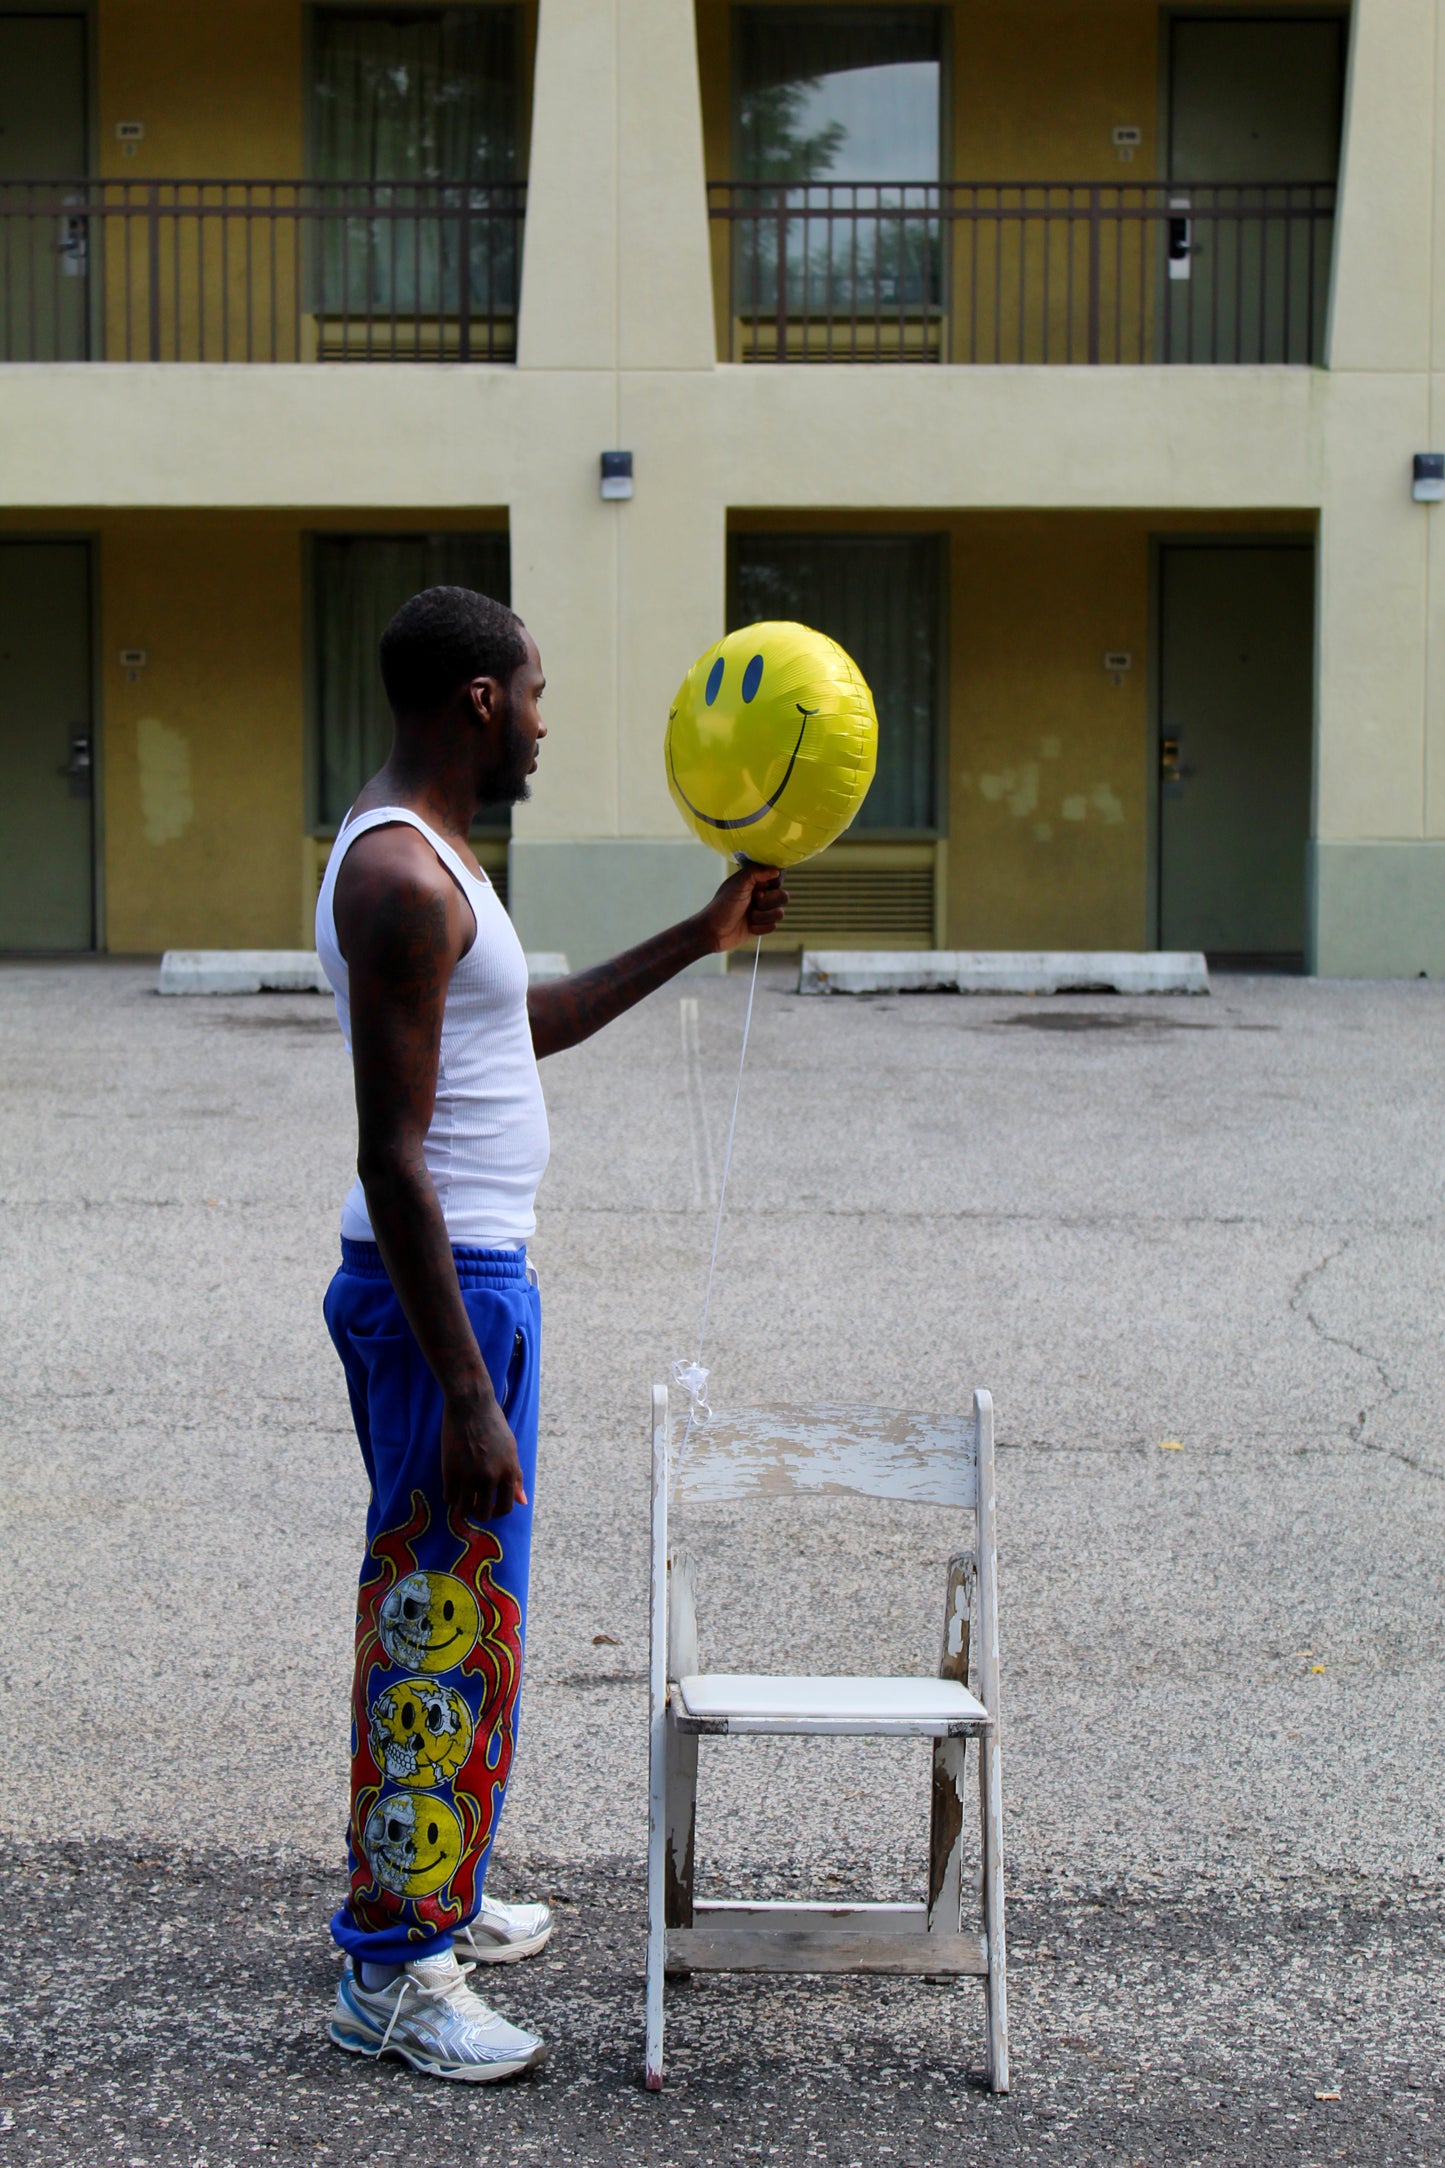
1161, 736, 1194, 796
60, 732, 92, 799
1167, 196, 1192, 279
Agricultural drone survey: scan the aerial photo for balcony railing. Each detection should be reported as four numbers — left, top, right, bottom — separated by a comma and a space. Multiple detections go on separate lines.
0, 180, 525, 362
709, 181, 1337, 365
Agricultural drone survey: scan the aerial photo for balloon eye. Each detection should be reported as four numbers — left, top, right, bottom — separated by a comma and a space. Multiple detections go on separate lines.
741, 653, 764, 703
704, 657, 725, 706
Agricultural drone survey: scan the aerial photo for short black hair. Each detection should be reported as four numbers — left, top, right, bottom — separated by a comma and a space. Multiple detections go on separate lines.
378, 586, 528, 717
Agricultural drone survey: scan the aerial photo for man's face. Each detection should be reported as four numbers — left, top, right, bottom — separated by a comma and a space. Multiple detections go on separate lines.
476, 630, 546, 806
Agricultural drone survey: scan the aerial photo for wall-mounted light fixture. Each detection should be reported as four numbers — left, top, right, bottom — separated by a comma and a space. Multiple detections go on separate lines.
1413, 453, 1444, 503
600, 450, 634, 501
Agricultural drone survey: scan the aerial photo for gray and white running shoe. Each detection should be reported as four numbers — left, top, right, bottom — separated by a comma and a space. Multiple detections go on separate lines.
329, 1951, 545, 2082
453, 1893, 555, 1965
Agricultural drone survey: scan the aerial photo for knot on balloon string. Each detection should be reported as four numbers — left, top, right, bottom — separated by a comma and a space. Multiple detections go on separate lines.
670, 1359, 712, 1425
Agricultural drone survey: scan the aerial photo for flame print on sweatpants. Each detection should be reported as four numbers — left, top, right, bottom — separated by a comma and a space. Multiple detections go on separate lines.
348, 1489, 524, 1940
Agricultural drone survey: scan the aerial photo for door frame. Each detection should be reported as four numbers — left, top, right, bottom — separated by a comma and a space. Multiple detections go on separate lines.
1146, 529, 1317, 956
0, 529, 101, 951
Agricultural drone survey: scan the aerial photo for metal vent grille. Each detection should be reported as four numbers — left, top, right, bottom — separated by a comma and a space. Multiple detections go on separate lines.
763, 861, 935, 951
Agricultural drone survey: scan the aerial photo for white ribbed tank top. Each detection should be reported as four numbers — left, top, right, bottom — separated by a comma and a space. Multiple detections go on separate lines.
315, 807, 550, 1247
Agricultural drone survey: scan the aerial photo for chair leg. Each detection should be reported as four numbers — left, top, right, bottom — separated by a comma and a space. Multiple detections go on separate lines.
927, 1736, 967, 1932
931, 1551, 975, 1933
645, 1707, 667, 2087
664, 1719, 699, 1930
979, 1727, 1009, 2093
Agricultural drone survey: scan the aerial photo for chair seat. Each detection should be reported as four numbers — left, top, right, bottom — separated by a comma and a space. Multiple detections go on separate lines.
674, 1672, 990, 1738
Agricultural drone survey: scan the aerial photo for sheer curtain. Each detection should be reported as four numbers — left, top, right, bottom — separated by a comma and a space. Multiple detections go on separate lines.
730, 533, 941, 833
314, 532, 512, 829
312, 8, 520, 316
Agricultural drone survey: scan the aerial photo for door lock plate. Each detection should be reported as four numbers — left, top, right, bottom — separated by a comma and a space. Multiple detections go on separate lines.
62, 732, 92, 800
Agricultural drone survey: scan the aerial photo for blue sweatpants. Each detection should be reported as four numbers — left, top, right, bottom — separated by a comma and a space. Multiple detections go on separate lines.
323, 1237, 540, 1967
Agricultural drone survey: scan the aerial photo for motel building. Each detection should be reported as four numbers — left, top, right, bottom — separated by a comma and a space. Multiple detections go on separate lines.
0, 1, 1440, 976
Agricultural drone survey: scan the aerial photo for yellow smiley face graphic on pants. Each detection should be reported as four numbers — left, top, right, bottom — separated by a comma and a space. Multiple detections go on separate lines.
377, 1571, 480, 1672
361, 1790, 464, 1898
368, 1678, 474, 1787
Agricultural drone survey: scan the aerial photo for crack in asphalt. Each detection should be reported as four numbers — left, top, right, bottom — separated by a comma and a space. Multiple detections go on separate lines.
1288, 1243, 1442, 1484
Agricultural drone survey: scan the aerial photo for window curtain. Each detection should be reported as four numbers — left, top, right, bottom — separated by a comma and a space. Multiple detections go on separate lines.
734, 8, 942, 317
314, 532, 512, 829
312, 8, 520, 318
730, 533, 941, 833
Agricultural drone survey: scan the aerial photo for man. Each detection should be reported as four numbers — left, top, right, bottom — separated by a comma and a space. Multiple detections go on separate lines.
315, 586, 785, 2081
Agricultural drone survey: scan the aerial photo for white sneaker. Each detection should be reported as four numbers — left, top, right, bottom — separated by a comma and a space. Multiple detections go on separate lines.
453, 1893, 555, 1965
329, 1950, 545, 2082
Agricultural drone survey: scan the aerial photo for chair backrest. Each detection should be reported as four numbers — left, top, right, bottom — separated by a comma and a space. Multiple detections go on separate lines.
670, 1400, 978, 1509
648, 1382, 1001, 1748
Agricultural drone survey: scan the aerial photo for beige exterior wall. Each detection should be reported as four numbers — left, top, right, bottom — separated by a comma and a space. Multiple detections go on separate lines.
7, 0, 1445, 969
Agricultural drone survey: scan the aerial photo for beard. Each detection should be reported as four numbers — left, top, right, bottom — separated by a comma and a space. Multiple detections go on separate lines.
480, 700, 534, 807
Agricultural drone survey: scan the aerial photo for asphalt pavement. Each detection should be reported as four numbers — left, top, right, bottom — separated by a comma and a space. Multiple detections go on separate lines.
0, 957, 1440, 2165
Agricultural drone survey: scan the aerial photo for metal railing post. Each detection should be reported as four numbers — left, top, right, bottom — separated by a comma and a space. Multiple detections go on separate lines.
458, 188, 472, 363
147, 182, 161, 360
1087, 186, 1101, 366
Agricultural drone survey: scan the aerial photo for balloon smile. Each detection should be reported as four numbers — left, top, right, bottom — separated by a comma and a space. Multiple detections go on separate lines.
666, 710, 814, 832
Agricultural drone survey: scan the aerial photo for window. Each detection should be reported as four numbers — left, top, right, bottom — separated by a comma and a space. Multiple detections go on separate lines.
729, 533, 942, 834
311, 8, 523, 323
737, 6, 942, 185
313, 532, 511, 829
733, 8, 944, 322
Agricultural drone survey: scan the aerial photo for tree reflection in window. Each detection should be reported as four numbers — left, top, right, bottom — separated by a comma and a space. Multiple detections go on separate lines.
735, 7, 943, 320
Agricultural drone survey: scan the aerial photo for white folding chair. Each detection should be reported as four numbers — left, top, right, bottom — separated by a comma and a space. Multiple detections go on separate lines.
644, 1383, 1009, 2093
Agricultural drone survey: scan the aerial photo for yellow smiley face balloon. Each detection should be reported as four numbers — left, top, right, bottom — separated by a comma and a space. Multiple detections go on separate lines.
665, 621, 877, 868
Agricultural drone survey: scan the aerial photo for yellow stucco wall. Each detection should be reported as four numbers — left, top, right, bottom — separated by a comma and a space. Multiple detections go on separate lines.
949, 514, 1148, 948
0, 507, 509, 953
951, 509, 1313, 946
97, 2, 303, 179
98, 517, 304, 951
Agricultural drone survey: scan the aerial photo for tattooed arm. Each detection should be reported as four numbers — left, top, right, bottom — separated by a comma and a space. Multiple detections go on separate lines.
335, 825, 527, 1520
527, 862, 788, 1059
